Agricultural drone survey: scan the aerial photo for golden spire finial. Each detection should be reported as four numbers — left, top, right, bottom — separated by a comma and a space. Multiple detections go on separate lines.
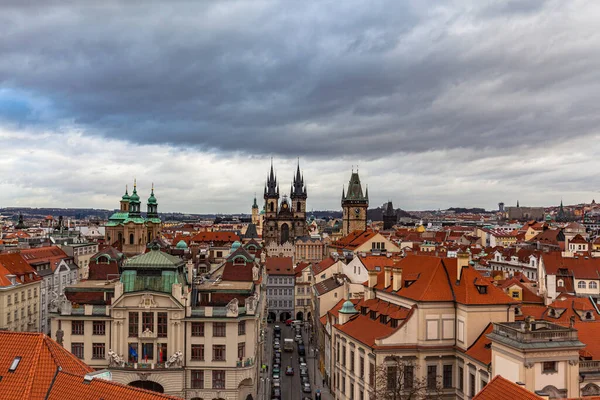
134, 178, 137, 188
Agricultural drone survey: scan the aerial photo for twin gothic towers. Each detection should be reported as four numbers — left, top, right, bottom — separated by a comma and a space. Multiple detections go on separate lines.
262, 161, 369, 245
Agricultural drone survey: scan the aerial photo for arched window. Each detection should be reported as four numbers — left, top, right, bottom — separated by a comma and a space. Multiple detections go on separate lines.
578, 281, 587, 289
557, 279, 564, 287
591, 282, 598, 289
129, 233, 134, 245
297, 201, 301, 212
270, 202, 274, 212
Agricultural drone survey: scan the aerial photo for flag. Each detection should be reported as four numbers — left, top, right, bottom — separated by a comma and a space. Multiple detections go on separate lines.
129, 345, 138, 361
159, 347, 163, 363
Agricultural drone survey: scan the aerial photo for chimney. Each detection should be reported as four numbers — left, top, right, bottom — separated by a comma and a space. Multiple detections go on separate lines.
392, 268, 402, 291
457, 251, 470, 283
368, 270, 378, 288
384, 266, 392, 288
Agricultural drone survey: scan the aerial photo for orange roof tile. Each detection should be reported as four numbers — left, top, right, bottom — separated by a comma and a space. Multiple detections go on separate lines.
265, 256, 294, 275
334, 313, 396, 347
465, 324, 493, 365
473, 375, 543, 399
330, 229, 378, 250
46, 371, 182, 400
0, 331, 93, 400
190, 231, 240, 243
0, 253, 41, 285
312, 256, 338, 275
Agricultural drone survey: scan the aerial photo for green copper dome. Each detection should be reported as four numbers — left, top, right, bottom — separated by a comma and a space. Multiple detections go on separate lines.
231, 241, 242, 251
129, 182, 140, 202
339, 299, 358, 315
148, 186, 157, 205
176, 240, 188, 249
121, 186, 130, 202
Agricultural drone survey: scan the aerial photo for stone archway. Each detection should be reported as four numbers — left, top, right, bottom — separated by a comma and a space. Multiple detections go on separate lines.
280, 223, 289, 244
128, 380, 164, 393
541, 385, 567, 399
268, 311, 276, 322
296, 311, 304, 321
279, 311, 291, 322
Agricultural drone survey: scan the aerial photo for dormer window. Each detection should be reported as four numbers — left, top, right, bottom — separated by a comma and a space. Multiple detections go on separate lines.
361, 307, 367, 315
586, 312, 593, 320
476, 285, 487, 294
390, 319, 398, 328
370, 311, 377, 320
379, 315, 387, 324
549, 309, 556, 317
405, 280, 415, 288
557, 279, 564, 287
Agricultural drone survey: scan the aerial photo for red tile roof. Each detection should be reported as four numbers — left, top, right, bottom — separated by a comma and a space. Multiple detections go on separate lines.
465, 323, 493, 365
334, 313, 396, 347
473, 375, 543, 400
265, 256, 294, 275
0, 253, 41, 286
0, 331, 93, 400
312, 256, 338, 275
221, 261, 254, 281
569, 234, 587, 244
20, 246, 70, 272
294, 262, 311, 276
330, 229, 378, 250
370, 255, 516, 305
357, 254, 397, 271
190, 231, 240, 243
542, 252, 600, 279
46, 371, 182, 400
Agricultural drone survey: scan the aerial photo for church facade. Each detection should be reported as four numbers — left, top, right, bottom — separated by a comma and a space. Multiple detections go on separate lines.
263, 161, 308, 245
105, 182, 162, 256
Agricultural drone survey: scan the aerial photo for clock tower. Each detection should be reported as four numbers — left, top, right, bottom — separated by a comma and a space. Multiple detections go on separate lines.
341, 170, 369, 235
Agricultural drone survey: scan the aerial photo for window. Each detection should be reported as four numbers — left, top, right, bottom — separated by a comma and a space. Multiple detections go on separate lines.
142, 312, 154, 332
128, 312, 139, 337
192, 322, 205, 336
7, 312, 10, 323
443, 364, 453, 388
342, 376, 346, 393
142, 343, 154, 361
213, 370, 225, 389
129, 233, 134, 245
387, 366, 397, 390
157, 343, 167, 363
404, 365, 414, 389
238, 321, 246, 335
476, 285, 488, 294
469, 373, 475, 397
71, 343, 84, 359
28, 289, 31, 299
359, 357, 365, 379
191, 344, 204, 361
128, 343, 138, 363
369, 362, 375, 386
342, 346, 346, 366
72, 321, 84, 335
7, 295, 11, 305
481, 379, 487, 389
427, 365, 437, 389
157, 312, 167, 337
214, 322, 226, 337
336, 342, 340, 362
350, 351, 355, 373
92, 343, 105, 359
512, 291, 520, 298
21, 291, 25, 301
557, 279, 564, 287
238, 342, 245, 359
350, 382, 355, 400
92, 321, 105, 336
591, 282, 598, 289
542, 361, 557, 373
213, 345, 226, 361
579, 281, 587, 289
458, 366, 464, 391
191, 370, 204, 389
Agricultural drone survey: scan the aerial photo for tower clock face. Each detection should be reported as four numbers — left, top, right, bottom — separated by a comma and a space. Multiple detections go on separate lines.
354, 208, 361, 215
283, 203, 288, 209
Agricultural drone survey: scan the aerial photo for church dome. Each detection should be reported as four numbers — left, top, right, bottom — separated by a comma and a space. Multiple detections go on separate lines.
176, 240, 188, 249
129, 190, 140, 202
148, 193, 157, 205
416, 224, 425, 233
339, 299, 358, 315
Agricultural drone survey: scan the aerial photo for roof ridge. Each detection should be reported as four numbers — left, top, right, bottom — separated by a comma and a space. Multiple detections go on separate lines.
23, 333, 45, 399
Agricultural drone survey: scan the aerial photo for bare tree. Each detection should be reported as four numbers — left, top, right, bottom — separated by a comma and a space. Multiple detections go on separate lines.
374, 357, 443, 400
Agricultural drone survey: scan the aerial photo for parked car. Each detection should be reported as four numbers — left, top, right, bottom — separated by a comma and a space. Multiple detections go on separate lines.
302, 382, 311, 393
272, 388, 281, 399
298, 345, 306, 356
301, 376, 310, 385
286, 319, 293, 326
273, 364, 280, 372
300, 367, 309, 377
294, 334, 302, 343
285, 366, 294, 376
272, 379, 281, 388
272, 372, 280, 380
298, 356, 306, 364
299, 362, 307, 370
273, 343, 280, 350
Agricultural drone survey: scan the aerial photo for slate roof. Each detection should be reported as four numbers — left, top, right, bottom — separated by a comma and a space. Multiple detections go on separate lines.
314, 275, 345, 295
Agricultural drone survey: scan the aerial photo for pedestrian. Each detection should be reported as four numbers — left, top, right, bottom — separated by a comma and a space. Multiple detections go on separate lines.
322, 378, 325, 387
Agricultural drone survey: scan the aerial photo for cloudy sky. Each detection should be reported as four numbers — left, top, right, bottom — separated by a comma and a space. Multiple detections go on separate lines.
1, 0, 600, 214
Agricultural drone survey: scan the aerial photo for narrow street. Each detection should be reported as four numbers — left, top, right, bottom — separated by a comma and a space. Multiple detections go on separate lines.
258, 321, 333, 400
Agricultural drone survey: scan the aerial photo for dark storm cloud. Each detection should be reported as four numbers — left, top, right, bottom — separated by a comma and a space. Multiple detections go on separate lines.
1, 0, 600, 159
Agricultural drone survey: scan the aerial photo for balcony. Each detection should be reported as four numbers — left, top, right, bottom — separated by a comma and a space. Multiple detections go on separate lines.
492, 322, 579, 343
580, 360, 600, 372
236, 358, 255, 368
113, 362, 182, 370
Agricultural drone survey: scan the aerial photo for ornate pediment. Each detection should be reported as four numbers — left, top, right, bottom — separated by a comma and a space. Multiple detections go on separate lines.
139, 294, 157, 309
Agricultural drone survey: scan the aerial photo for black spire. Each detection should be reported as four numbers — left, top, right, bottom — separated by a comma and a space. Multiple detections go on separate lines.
265, 158, 278, 197
291, 160, 306, 199
383, 201, 397, 230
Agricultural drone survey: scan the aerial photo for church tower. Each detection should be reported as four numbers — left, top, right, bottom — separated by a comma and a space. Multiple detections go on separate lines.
264, 160, 279, 244
382, 201, 397, 230
252, 195, 259, 225
290, 161, 307, 237
120, 186, 130, 212
146, 184, 158, 219
341, 171, 369, 235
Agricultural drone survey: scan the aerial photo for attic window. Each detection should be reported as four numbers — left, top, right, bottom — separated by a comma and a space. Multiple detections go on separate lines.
557, 279, 564, 287
379, 315, 387, 324
361, 306, 367, 315
476, 285, 487, 294
9, 357, 21, 372
370, 311, 377, 320
405, 280, 415, 288
586, 312, 593, 320
390, 319, 398, 328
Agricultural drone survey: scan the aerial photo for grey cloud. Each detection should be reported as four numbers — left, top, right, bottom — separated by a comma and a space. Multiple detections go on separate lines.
2, 1, 598, 159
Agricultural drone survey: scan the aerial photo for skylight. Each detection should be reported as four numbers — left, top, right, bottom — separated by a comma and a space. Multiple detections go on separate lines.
9, 356, 21, 372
